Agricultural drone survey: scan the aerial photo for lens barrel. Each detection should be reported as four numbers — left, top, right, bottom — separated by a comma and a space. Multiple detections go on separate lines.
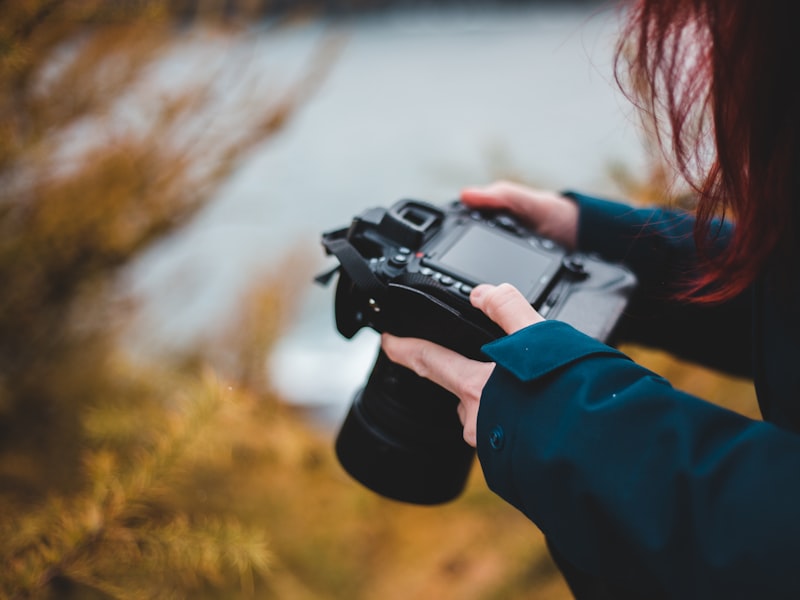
335, 350, 476, 505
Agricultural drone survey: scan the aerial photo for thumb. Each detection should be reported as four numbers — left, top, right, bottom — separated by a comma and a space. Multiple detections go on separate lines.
470, 283, 544, 334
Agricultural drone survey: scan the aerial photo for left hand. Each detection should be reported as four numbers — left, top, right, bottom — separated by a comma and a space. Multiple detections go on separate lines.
381, 283, 544, 447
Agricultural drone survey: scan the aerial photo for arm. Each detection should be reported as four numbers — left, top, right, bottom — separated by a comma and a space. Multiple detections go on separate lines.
461, 182, 752, 378
477, 320, 800, 598
569, 192, 753, 378
383, 284, 800, 597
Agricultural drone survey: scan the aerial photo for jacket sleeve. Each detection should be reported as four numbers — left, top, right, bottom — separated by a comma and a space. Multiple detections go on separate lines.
477, 320, 800, 598
564, 192, 753, 378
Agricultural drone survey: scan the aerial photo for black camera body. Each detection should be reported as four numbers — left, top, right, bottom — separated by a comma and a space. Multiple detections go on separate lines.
318, 199, 636, 504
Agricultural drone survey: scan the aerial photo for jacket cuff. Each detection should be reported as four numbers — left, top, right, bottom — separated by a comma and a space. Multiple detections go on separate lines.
481, 320, 628, 381
476, 321, 635, 513
561, 190, 655, 262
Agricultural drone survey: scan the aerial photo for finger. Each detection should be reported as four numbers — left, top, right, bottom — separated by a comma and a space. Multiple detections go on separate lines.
381, 333, 494, 401
460, 181, 518, 211
455, 402, 477, 447
460, 186, 507, 210
456, 401, 467, 425
471, 283, 544, 334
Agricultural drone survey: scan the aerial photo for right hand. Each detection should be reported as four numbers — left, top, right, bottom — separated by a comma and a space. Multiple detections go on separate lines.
460, 180, 579, 251
382, 283, 543, 447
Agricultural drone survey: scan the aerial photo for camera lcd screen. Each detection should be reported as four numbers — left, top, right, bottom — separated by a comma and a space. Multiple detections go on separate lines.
433, 225, 561, 298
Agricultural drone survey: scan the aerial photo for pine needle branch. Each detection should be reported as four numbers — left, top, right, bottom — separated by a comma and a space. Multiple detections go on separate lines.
1, 370, 271, 599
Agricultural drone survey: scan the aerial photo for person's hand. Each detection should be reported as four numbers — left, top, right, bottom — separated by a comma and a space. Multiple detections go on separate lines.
460, 180, 579, 251
381, 283, 544, 447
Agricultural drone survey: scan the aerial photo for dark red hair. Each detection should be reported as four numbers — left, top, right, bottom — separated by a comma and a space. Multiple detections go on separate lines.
615, 0, 799, 302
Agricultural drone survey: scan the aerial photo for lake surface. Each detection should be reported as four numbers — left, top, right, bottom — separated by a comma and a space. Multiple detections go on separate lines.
128, 3, 649, 424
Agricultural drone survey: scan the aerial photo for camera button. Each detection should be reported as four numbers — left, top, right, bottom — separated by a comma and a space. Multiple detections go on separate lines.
420, 267, 434, 276
439, 275, 454, 286
562, 256, 589, 281
539, 239, 557, 251
389, 253, 409, 267
488, 426, 505, 451
494, 214, 518, 232
458, 283, 473, 295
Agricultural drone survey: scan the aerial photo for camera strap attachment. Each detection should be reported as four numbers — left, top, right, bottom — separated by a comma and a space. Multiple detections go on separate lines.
319, 234, 388, 301
313, 263, 340, 287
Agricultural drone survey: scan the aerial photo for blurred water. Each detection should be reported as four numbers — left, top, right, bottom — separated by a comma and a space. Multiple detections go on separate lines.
128, 3, 647, 423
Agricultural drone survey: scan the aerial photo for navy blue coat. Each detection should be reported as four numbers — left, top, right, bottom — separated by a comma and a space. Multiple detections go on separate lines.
476, 193, 800, 598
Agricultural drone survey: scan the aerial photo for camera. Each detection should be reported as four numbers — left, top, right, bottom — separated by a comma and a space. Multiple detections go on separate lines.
316, 198, 637, 504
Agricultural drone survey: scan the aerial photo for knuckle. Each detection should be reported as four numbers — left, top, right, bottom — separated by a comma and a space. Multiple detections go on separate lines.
485, 283, 517, 315
495, 282, 518, 297
491, 180, 515, 197
411, 344, 433, 379
463, 430, 473, 445
463, 424, 477, 447
455, 371, 485, 406
453, 381, 473, 403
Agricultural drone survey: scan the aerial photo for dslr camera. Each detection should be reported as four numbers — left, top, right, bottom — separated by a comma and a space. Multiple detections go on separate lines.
317, 198, 636, 504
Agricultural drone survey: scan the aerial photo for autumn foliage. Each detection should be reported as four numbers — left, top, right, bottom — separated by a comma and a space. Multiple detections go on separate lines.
0, 3, 566, 598
0, 2, 321, 597
0, 2, 759, 599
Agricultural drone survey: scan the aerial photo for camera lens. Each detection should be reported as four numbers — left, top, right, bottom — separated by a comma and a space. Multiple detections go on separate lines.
335, 350, 476, 504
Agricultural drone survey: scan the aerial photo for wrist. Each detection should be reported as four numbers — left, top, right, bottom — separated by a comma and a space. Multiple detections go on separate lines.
540, 193, 579, 251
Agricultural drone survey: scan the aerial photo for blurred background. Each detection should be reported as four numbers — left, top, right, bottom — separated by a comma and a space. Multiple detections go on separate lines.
127, 0, 647, 424
0, 1, 756, 598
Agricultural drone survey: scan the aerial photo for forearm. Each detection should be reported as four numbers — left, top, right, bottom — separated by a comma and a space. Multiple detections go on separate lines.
565, 192, 753, 377
477, 321, 800, 598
